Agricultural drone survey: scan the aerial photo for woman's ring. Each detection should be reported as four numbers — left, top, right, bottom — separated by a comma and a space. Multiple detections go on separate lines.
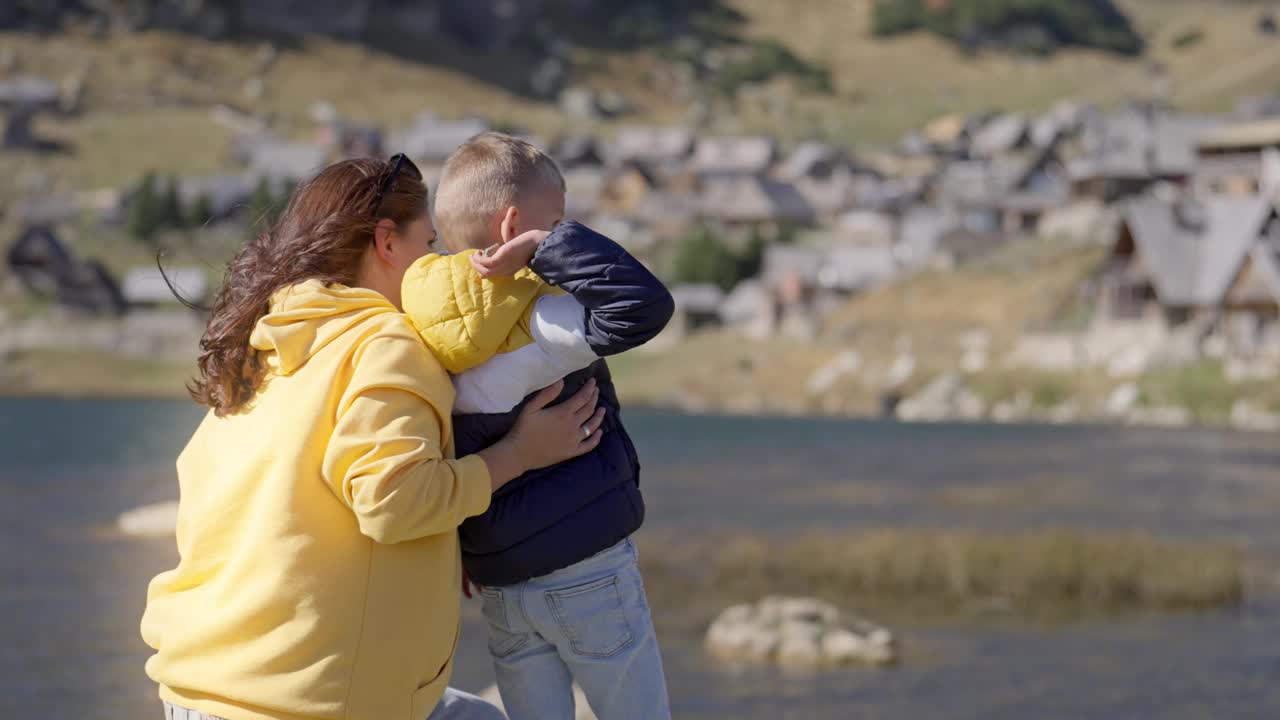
582, 425, 592, 438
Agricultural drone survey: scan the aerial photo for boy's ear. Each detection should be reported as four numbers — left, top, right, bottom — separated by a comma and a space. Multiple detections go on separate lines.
499, 206, 519, 245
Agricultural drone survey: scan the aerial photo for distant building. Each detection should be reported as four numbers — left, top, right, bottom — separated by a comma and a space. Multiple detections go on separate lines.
1195, 118, 1280, 195
1102, 194, 1280, 339
392, 113, 489, 167
699, 175, 815, 229
690, 135, 777, 176
607, 126, 695, 169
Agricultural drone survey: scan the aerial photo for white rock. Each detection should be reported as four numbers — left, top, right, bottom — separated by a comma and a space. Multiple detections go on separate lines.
820, 629, 867, 663
1104, 383, 1139, 417
1230, 400, 1280, 432
763, 595, 840, 625
117, 501, 178, 538
706, 597, 895, 670
776, 634, 824, 669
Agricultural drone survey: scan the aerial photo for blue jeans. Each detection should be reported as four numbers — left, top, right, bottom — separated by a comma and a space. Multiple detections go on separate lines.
164, 688, 502, 720
479, 538, 670, 720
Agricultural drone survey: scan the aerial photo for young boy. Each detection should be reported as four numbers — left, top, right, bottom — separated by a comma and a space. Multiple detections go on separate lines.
400, 132, 674, 720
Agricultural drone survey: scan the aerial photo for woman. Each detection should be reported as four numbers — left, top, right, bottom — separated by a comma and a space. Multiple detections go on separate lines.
141, 157, 603, 720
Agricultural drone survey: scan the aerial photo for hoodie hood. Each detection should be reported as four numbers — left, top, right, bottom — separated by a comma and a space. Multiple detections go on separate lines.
250, 279, 398, 375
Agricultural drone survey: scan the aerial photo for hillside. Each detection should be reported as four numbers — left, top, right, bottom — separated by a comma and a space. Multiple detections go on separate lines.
2, 0, 1280, 206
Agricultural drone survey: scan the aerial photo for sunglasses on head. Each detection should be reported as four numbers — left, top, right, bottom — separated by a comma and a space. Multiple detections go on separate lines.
371, 153, 422, 217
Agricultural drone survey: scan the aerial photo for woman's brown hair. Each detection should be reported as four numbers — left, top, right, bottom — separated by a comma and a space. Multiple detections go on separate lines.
190, 157, 426, 416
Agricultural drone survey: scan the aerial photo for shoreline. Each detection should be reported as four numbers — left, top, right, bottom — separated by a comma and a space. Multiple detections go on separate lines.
2, 386, 1274, 434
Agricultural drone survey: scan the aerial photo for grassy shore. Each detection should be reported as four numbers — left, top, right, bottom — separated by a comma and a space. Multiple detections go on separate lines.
639, 529, 1247, 621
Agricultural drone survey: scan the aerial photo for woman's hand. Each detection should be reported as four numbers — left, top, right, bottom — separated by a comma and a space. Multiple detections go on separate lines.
471, 229, 550, 279
476, 379, 605, 491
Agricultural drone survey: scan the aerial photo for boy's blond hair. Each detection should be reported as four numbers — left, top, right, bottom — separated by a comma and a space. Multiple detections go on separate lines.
434, 132, 566, 250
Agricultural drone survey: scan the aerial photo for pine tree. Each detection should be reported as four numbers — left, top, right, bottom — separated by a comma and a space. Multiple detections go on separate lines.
245, 177, 277, 230
188, 193, 215, 228
127, 172, 163, 244
160, 175, 186, 230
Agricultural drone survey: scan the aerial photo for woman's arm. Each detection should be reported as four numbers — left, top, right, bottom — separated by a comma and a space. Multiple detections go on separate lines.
322, 335, 603, 544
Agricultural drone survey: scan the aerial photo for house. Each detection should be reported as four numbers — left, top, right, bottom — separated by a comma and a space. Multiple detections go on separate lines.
122, 267, 210, 307
562, 167, 606, 218
775, 142, 849, 182
0, 75, 60, 150
1069, 107, 1223, 201
690, 135, 777, 176
246, 140, 329, 185
969, 113, 1030, 158
6, 225, 126, 315
832, 210, 895, 247
607, 125, 695, 168
719, 279, 776, 340
392, 113, 488, 166
1195, 118, 1280, 194
670, 284, 726, 332
550, 134, 602, 168
600, 160, 658, 215
178, 175, 255, 222
699, 175, 815, 229
818, 245, 898, 294
1102, 194, 1280, 340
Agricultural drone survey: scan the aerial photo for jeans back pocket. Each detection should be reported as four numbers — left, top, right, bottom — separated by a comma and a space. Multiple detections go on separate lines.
480, 587, 529, 659
546, 575, 636, 659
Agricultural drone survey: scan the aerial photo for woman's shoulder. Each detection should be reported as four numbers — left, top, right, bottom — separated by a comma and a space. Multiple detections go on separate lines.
347, 310, 452, 389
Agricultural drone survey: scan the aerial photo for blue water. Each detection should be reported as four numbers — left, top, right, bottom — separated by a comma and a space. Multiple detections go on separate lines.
1, 398, 1278, 719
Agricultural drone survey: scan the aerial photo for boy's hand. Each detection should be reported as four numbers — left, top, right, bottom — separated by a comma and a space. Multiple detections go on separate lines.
462, 568, 482, 599
471, 229, 550, 279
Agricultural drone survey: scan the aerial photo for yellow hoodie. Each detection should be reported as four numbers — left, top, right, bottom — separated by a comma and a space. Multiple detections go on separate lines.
141, 279, 492, 720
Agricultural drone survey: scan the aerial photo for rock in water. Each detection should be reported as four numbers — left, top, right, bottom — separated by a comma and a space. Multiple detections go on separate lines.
117, 501, 178, 538
705, 596, 896, 669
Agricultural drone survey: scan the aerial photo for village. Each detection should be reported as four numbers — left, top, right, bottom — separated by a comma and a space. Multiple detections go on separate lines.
2, 62, 1280, 430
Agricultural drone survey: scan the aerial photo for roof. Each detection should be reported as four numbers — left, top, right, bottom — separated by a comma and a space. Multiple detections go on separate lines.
609, 126, 695, 164
0, 76, 58, 108
819, 245, 897, 291
393, 113, 489, 163
699, 175, 815, 224
775, 142, 845, 181
922, 113, 968, 146
1198, 118, 1280, 152
970, 114, 1029, 157
691, 135, 776, 175
762, 245, 824, 285
1120, 194, 1273, 306
1153, 114, 1222, 174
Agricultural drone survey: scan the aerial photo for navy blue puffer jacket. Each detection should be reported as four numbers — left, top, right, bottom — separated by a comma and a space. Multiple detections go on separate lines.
453, 222, 674, 587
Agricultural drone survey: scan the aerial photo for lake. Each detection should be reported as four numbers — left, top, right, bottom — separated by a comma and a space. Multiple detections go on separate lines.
1, 397, 1278, 719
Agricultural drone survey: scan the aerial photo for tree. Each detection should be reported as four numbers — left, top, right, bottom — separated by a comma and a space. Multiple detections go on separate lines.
671, 224, 745, 292
188, 193, 215, 228
159, 175, 186, 230
245, 177, 280, 230
127, 172, 164, 244
871, 0, 1143, 56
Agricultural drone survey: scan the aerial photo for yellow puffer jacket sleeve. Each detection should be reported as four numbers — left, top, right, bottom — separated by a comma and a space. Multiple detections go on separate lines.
401, 251, 559, 374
